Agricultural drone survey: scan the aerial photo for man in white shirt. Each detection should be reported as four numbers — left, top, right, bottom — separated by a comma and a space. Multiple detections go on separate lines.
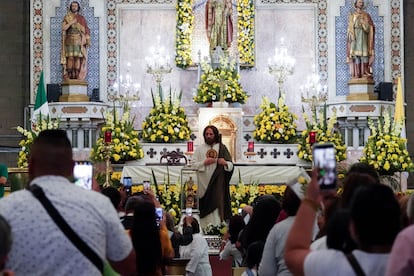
0, 130, 136, 275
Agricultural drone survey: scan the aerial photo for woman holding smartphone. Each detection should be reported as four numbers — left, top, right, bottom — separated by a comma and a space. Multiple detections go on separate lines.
130, 190, 174, 275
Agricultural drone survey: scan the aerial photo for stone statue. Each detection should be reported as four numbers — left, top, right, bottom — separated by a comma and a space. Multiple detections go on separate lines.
61, 1, 90, 81
347, 0, 375, 79
205, 0, 233, 53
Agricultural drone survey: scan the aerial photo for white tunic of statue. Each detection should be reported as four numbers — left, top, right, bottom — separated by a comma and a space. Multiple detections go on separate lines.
192, 142, 233, 229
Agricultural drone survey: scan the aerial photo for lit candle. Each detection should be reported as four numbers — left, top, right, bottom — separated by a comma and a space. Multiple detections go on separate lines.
309, 131, 316, 145
104, 130, 112, 143
248, 141, 254, 152
187, 141, 194, 152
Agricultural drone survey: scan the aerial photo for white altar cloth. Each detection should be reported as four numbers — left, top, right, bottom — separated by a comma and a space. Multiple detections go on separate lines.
121, 164, 305, 185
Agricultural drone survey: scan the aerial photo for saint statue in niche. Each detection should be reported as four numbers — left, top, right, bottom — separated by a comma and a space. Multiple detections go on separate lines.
61, 1, 90, 81
346, 0, 375, 80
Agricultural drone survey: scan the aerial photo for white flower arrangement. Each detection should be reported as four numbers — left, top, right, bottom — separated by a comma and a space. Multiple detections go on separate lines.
194, 55, 248, 104
16, 115, 60, 168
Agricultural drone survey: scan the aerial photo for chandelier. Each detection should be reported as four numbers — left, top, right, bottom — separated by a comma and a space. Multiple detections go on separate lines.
108, 62, 140, 109
145, 36, 172, 87
268, 38, 295, 95
300, 68, 327, 112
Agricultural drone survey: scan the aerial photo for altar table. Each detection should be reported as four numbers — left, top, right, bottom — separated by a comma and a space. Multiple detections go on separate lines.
121, 164, 305, 185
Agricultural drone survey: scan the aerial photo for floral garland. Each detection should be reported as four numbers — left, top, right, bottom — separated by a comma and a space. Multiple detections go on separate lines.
237, 0, 255, 66
193, 55, 248, 104
142, 87, 192, 143
360, 110, 414, 175
175, 0, 194, 68
16, 115, 60, 168
253, 95, 298, 143
90, 107, 144, 163
297, 105, 347, 162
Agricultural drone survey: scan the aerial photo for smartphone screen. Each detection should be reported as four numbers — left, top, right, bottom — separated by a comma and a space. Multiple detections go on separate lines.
73, 161, 93, 190
312, 143, 337, 190
123, 177, 132, 195
155, 207, 163, 225
143, 180, 150, 190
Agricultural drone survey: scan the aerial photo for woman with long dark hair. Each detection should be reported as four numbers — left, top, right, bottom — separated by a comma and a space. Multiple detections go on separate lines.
131, 193, 173, 275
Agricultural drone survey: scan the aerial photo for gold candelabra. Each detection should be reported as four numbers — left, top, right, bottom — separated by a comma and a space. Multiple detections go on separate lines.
300, 69, 327, 112
268, 38, 295, 96
146, 36, 172, 88
102, 131, 113, 188
108, 62, 140, 110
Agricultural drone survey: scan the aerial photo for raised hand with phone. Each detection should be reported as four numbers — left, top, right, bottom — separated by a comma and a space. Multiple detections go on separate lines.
312, 143, 337, 190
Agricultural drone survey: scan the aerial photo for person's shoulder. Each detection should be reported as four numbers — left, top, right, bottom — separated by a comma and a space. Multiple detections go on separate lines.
0, 189, 30, 202
305, 249, 345, 267
305, 249, 349, 275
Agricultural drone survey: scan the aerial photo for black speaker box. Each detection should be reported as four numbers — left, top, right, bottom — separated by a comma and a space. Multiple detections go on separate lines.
47, 84, 61, 102
378, 82, 393, 101
91, 88, 100, 102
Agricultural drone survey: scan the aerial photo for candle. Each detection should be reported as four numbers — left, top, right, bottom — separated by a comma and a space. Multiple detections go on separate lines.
309, 131, 316, 145
187, 141, 194, 152
248, 141, 254, 152
104, 130, 112, 143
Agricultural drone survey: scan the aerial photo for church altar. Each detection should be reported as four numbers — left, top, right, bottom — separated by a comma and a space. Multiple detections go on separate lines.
28, 1, 405, 171
121, 164, 306, 186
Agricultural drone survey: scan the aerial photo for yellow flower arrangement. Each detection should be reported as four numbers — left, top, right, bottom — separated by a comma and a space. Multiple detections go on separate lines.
175, 0, 194, 68
237, 0, 255, 66
253, 95, 298, 143
360, 110, 414, 175
90, 106, 144, 163
193, 55, 248, 104
16, 115, 60, 168
297, 105, 347, 162
229, 169, 286, 215
142, 88, 192, 143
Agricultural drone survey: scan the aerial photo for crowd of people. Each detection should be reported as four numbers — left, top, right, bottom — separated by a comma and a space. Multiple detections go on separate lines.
0, 128, 413, 276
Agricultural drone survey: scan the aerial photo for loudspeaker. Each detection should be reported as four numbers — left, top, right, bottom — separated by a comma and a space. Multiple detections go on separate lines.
378, 82, 393, 101
91, 88, 100, 102
47, 84, 61, 102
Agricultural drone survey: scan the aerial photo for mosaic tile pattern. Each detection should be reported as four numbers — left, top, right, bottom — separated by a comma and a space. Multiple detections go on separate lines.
335, 2, 384, 96
32, 1, 402, 99
390, 0, 402, 85
32, 0, 44, 97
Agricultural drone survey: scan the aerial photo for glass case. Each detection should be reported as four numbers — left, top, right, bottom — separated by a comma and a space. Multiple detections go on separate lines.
180, 167, 199, 212
7, 168, 29, 194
